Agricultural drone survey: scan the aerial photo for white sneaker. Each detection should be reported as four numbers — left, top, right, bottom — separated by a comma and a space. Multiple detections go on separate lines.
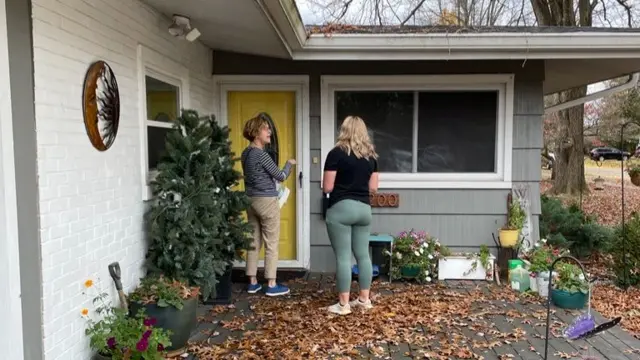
349, 298, 373, 310
327, 302, 352, 315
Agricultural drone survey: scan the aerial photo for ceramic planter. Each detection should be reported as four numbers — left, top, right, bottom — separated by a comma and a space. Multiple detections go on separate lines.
529, 273, 538, 293
438, 255, 496, 281
551, 289, 588, 309
129, 296, 198, 351
537, 272, 550, 297
400, 265, 420, 279
498, 229, 520, 248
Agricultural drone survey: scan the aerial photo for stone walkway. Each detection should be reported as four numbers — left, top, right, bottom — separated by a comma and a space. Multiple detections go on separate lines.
181, 273, 640, 360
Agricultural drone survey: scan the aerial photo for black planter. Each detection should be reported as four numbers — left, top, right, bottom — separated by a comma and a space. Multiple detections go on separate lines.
204, 265, 233, 305
129, 296, 198, 351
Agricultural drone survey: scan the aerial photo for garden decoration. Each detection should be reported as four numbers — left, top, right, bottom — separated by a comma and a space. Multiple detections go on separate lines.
543, 255, 623, 360
108, 262, 128, 313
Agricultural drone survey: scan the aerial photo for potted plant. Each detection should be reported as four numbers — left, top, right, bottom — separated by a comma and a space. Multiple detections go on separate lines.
627, 163, 640, 187
144, 110, 252, 306
551, 262, 589, 309
524, 239, 567, 297
438, 245, 496, 281
128, 276, 199, 351
386, 229, 446, 283
82, 279, 171, 359
205, 116, 253, 304
499, 200, 525, 248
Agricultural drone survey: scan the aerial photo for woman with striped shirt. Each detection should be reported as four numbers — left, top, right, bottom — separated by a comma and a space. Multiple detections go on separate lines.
241, 114, 296, 297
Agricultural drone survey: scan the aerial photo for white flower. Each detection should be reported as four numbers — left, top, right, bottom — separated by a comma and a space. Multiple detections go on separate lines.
534, 242, 540, 248
426, 276, 432, 282
428, 254, 434, 260
424, 270, 430, 275
396, 252, 402, 260
414, 250, 420, 257
578, 274, 585, 281
214, 187, 221, 193
419, 247, 425, 254
540, 238, 547, 244
422, 242, 429, 248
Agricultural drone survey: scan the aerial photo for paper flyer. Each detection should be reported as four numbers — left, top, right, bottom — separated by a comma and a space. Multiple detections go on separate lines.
276, 182, 290, 209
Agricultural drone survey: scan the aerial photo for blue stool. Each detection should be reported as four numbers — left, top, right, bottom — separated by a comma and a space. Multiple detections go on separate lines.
352, 264, 380, 277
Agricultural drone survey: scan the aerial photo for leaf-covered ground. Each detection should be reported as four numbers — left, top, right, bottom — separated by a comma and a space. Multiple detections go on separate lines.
540, 180, 640, 226
172, 279, 640, 360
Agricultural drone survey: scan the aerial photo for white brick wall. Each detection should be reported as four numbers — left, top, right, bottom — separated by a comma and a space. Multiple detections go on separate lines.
31, 0, 213, 358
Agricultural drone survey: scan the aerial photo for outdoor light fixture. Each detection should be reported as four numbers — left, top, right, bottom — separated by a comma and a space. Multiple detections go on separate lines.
168, 14, 201, 42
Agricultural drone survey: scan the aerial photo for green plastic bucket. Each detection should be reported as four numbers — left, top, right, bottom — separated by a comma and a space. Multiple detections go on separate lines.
508, 259, 524, 270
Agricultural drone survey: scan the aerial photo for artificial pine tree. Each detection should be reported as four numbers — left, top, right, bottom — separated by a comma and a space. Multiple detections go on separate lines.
145, 110, 251, 300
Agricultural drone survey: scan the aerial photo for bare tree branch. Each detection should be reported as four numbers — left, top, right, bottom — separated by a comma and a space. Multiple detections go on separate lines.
401, 0, 429, 25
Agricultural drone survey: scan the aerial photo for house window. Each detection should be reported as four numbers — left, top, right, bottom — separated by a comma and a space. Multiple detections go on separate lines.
335, 90, 498, 174
144, 74, 180, 176
322, 75, 513, 189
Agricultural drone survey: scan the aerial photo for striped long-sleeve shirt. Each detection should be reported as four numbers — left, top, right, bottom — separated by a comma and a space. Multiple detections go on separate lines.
241, 146, 292, 197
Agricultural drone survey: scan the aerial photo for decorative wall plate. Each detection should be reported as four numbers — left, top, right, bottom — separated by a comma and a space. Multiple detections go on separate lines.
82, 60, 120, 151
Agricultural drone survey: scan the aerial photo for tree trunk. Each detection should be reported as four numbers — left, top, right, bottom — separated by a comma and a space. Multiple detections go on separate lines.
551, 87, 588, 195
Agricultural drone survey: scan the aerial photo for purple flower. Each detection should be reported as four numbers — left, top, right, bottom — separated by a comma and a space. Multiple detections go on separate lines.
143, 329, 152, 339
143, 317, 157, 327
136, 338, 149, 352
157, 343, 164, 352
106, 337, 117, 349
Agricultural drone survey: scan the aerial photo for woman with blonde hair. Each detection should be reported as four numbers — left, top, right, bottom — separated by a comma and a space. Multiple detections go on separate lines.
241, 114, 296, 297
323, 116, 379, 315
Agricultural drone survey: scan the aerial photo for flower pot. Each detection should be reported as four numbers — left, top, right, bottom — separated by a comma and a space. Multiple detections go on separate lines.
529, 273, 538, 293
499, 229, 520, 248
631, 172, 640, 187
437, 255, 495, 281
93, 353, 111, 360
204, 264, 233, 305
129, 295, 198, 351
401, 265, 420, 279
551, 289, 588, 309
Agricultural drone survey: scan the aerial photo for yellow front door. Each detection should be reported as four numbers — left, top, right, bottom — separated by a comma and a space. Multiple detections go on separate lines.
228, 91, 297, 261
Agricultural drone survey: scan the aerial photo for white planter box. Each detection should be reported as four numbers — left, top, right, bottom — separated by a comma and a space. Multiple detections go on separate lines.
438, 255, 496, 281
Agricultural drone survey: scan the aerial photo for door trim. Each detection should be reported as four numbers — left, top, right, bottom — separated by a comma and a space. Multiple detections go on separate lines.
213, 75, 311, 270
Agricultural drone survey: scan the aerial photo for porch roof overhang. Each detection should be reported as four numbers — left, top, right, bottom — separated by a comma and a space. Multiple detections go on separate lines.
142, 0, 640, 95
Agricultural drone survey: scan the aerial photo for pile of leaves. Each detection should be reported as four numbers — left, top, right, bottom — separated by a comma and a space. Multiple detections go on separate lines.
591, 284, 640, 339
182, 283, 545, 360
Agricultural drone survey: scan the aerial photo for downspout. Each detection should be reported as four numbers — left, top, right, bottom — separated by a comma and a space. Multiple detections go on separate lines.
544, 73, 640, 114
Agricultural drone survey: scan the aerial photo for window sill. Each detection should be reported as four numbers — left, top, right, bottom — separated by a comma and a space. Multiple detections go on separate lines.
378, 180, 512, 189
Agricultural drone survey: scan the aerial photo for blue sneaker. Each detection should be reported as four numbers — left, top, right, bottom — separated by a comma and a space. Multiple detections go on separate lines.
247, 283, 262, 294
265, 283, 290, 297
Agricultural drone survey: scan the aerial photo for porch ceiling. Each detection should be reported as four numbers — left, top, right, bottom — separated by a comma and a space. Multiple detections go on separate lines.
140, 0, 290, 58
544, 59, 640, 94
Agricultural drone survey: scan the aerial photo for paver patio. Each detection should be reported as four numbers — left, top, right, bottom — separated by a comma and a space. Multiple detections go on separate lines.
179, 274, 640, 360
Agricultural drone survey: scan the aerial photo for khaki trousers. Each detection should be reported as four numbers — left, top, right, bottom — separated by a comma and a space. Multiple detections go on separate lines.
245, 197, 280, 279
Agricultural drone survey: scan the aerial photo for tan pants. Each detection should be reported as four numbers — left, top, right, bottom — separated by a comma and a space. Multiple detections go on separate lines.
246, 197, 280, 279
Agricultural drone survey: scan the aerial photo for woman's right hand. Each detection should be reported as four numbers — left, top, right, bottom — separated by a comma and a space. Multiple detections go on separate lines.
287, 159, 297, 165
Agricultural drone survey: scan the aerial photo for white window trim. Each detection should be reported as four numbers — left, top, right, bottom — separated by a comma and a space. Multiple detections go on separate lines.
320, 74, 514, 189
137, 44, 191, 201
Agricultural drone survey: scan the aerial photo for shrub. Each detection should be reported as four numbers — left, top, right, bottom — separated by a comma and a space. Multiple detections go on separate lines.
610, 213, 640, 287
539, 195, 614, 258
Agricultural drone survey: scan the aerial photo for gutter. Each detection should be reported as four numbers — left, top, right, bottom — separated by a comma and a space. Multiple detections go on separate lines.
544, 73, 640, 114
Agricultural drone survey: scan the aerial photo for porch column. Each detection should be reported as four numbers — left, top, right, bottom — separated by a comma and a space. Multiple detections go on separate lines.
0, 0, 43, 359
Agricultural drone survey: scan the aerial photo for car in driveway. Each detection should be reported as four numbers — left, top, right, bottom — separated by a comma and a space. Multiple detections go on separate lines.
589, 147, 630, 162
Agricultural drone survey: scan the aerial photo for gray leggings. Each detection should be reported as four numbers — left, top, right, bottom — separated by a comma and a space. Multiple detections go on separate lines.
325, 199, 372, 293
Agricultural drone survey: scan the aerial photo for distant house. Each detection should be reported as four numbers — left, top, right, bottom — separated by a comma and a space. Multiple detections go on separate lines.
3, 0, 640, 359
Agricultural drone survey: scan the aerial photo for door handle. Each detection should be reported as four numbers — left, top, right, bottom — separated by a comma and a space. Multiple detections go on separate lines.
298, 171, 303, 188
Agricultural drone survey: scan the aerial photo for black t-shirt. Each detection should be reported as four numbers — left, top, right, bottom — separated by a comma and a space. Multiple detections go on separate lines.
324, 146, 378, 208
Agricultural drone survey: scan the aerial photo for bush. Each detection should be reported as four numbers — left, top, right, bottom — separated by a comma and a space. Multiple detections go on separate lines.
539, 195, 614, 258
610, 213, 640, 287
